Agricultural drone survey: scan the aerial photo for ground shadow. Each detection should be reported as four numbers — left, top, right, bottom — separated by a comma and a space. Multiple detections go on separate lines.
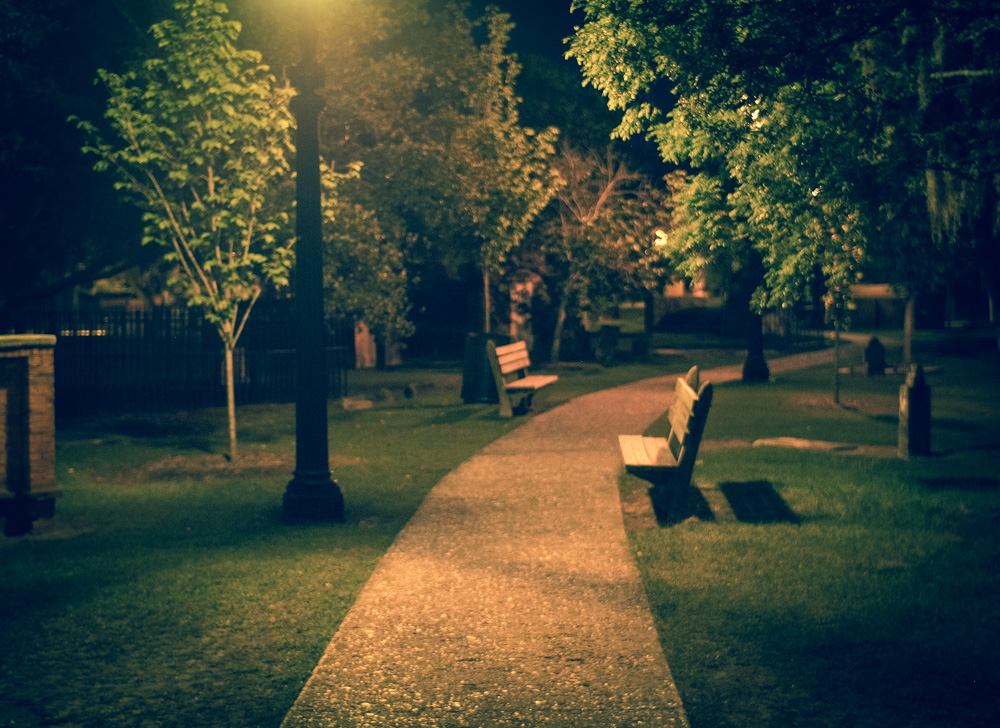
922, 477, 1000, 491
719, 480, 800, 524
648, 484, 714, 525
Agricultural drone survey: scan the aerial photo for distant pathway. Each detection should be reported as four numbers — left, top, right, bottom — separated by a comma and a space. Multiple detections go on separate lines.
281, 348, 840, 728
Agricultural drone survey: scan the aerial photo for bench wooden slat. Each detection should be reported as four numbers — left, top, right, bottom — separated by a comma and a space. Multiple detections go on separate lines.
497, 351, 532, 373
506, 374, 559, 392
674, 378, 698, 410
619, 435, 679, 469
668, 406, 692, 439
618, 435, 649, 467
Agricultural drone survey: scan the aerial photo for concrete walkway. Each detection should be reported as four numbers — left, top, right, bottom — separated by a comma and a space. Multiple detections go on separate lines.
281, 348, 840, 728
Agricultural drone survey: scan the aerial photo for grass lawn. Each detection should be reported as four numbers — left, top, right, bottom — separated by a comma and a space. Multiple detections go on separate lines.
0, 353, 738, 728
624, 341, 1000, 728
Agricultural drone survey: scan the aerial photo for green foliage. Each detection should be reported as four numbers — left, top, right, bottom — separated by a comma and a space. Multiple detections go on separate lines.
73, 0, 315, 458
320, 163, 414, 339
316, 1, 560, 328
75, 0, 295, 348
569, 0, 1000, 320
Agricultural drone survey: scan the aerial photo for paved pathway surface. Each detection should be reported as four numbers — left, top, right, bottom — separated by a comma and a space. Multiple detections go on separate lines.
281, 349, 840, 728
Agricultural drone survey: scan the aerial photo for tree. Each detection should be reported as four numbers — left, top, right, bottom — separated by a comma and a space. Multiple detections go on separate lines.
569, 0, 1000, 374
74, 0, 340, 459
315, 1, 560, 335
533, 147, 674, 363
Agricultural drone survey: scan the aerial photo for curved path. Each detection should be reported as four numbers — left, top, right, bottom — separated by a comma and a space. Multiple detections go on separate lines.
281, 349, 838, 728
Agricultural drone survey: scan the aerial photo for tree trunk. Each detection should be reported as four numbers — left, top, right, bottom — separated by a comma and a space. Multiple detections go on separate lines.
832, 315, 842, 406
742, 310, 770, 382
741, 247, 770, 382
550, 296, 568, 365
903, 294, 916, 367
643, 288, 656, 333
224, 344, 238, 461
483, 269, 491, 334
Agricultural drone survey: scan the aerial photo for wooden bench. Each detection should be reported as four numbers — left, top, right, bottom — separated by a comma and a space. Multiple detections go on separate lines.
485, 340, 559, 418
618, 366, 713, 520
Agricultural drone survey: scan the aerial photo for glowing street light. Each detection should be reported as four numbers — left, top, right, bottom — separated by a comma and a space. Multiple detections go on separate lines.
282, 0, 344, 522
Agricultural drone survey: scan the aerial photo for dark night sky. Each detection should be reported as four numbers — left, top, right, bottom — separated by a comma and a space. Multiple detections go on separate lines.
467, 1, 583, 61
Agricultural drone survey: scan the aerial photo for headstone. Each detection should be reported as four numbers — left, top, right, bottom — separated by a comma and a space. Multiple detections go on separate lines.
354, 321, 377, 369
865, 336, 887, 376
898, 364, 931, 458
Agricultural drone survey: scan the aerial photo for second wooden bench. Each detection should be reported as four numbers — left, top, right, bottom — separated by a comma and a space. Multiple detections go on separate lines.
486, 340, 559, 418
618, 365, 713, 520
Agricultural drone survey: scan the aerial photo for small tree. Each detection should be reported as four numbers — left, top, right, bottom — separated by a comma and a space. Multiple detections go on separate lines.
539, 147, 673, 363
411, 5, 561, 332
75, 0, 298, 460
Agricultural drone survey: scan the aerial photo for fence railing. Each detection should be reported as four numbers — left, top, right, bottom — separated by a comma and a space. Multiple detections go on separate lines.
2, 305, 353, 416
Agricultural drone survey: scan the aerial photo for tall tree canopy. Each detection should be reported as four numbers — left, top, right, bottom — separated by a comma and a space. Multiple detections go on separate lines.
569, 0, 1000, 342
313, 0, 562, 333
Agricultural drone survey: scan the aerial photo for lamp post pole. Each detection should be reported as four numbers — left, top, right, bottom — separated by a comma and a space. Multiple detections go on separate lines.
282, 6, 344, 522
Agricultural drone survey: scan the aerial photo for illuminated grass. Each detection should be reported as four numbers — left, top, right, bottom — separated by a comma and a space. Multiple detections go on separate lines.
627, 348, 1000, 728
1, 356, 743, 728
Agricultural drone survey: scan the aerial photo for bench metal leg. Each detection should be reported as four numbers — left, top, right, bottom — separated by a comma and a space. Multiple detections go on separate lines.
513, 391, 534, 416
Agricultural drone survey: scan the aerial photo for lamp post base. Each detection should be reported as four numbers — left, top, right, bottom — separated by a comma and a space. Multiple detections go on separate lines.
283, 472, 344, 523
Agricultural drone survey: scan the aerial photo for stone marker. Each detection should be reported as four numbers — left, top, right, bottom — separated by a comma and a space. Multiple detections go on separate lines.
898, 364, 931, 458
865, 336, 887, 376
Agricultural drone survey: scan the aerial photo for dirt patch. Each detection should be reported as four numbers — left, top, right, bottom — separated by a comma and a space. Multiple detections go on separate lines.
92, 450, 364, 484
700, 438, 755, 451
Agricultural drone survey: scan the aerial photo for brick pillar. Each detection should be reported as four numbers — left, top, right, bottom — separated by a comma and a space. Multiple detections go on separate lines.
1, 335, 59, 536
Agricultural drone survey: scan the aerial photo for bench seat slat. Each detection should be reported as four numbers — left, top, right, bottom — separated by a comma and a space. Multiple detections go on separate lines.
618, 435, 679, 469
506, 374, 559, 392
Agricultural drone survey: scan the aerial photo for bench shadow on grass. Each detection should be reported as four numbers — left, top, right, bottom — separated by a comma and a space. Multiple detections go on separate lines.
719, 480, 800, 524
648, 480, 799, 526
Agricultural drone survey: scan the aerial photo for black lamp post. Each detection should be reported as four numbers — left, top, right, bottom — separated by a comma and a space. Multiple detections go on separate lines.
282, 2, 344, 522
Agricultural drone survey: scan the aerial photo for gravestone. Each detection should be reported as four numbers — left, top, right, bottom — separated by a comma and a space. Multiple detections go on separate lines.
1, 335, 60, 535
898, 364, 931, 458
865, 336, 887, 376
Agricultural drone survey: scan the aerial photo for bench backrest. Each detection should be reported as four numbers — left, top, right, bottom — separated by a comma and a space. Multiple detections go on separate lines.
492, 340, 532, 384
666, 367, 713, 484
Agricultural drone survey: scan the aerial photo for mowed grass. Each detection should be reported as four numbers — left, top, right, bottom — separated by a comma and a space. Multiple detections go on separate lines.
626, 342, 1000, 728
0, 354, 741, 728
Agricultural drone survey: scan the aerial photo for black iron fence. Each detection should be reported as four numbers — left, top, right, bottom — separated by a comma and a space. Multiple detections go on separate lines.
2, 304, 353, 416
